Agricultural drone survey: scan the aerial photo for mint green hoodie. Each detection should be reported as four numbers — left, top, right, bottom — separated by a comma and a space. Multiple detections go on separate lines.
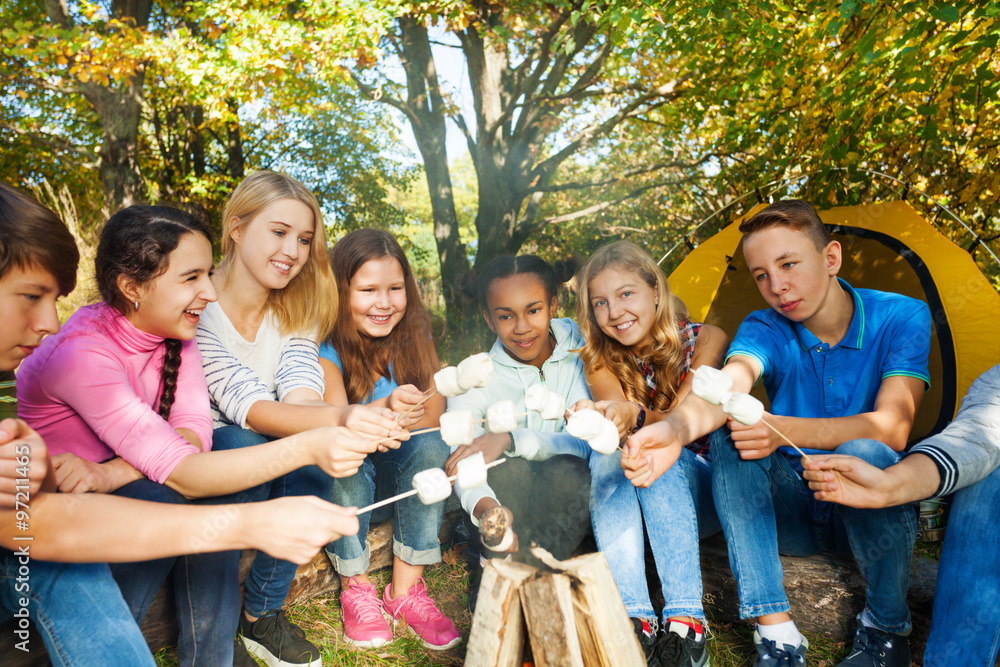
447, 317, 592, 520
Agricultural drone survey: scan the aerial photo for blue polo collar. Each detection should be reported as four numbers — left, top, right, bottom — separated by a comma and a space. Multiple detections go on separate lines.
794, 278, 865, 352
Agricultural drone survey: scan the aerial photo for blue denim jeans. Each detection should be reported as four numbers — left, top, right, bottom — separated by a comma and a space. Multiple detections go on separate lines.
110, 479, 240, 666
711, 432, 917, 633
590, 442, 720, 623
210, 424, 334, 617
0, 555, 155, 667
923, 463, 1000, 666
326, 429, 450, 576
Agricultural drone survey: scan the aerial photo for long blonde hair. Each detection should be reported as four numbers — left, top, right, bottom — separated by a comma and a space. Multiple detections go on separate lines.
218, 171, 337, 338
576, 241, 689, 411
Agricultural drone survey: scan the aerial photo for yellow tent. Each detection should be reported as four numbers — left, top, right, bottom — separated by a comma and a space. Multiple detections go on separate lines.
669, 200, 1000, 441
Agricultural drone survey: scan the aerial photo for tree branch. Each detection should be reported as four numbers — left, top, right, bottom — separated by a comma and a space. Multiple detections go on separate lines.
348, 71, 416, 126
536, 176, 700, 225
0, 121, 96, 162
528, 74, 693, 187
532, 154, 719, 194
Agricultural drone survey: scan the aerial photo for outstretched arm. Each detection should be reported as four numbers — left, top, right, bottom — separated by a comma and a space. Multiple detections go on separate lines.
1, 492, 358, 564
802, 453, 939, 508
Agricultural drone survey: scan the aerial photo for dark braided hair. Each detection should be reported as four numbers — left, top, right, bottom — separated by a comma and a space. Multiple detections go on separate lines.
474, 254, 577, 309
95, 205, 212, 419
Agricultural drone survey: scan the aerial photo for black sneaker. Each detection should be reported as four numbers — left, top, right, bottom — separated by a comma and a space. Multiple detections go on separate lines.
753, 628, 808, 667
631, 617, 658, 664
240, 609, 322, 667
653, 626, 709, 667
234, 635, 260, 666
836, 619, 911, 667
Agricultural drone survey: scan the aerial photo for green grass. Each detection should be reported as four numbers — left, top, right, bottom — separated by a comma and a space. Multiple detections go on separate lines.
156, 536, 944, 666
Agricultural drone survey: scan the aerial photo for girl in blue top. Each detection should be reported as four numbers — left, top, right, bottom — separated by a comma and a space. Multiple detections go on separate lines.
318, 229, 458, 651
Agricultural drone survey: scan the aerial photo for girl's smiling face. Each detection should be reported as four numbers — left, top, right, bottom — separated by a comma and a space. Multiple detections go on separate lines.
126, 233, 216, 340
587, 266, 658, 354
484, 273, 556, 369
230, 198, 314, 292
348, 256, 407, 338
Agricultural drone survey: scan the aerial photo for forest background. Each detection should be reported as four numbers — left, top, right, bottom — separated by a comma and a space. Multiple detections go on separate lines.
2, 0, 998, 355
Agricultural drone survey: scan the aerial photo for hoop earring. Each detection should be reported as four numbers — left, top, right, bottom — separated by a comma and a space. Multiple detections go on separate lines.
133, 300, 139, 311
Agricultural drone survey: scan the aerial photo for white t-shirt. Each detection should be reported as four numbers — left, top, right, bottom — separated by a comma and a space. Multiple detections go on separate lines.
196, 301, 325, 429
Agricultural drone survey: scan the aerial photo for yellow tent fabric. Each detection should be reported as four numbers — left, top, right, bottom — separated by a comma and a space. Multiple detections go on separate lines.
669, 200, 1000, 442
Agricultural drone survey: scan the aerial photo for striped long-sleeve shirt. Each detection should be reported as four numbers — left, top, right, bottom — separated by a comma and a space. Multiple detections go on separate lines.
196, 302, 325, 429
909, 364, 1000, 497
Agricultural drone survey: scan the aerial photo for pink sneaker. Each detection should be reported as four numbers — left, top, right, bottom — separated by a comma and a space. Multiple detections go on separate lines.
382, 577, 461, 650
340, 577, 393, 648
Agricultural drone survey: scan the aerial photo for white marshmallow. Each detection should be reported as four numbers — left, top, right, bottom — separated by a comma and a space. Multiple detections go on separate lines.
524, 384, 548, 412
434, 366, 464, 397
487, 400, 518, 433
439, 409, 476, 447
456, 451, 489, 489
723, 392, 765, 426
691, 366, 733, 406
589, 419, 621, 455
566, 409, 607, 441
539, 392, 566, 420
456, 353, 494, 390
412, 468, 451, 504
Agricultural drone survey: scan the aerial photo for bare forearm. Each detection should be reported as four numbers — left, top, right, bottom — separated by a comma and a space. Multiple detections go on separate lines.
1, 493, 257, 561
165, 434, 313, 498
246, 400, 341, 438
772, 412, 910, 452
877, 454, 940, 506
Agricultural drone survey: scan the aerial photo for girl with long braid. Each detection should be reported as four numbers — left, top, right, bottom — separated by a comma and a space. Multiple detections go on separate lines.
16, 205, 375, 666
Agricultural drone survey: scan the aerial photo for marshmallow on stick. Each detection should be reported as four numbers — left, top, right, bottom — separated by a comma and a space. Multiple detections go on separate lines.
567, 408, 621, 455
524, 384, 567, 420
411, 468, 452, 505
691, 365, 734, 405
357, 458, 508, 514
456, 352, 494, 391
719, 391, 812, 461
439, 409, 476, 447
433, 366, 464, 398
486, 400, 518, 433
456, 451, 489, 489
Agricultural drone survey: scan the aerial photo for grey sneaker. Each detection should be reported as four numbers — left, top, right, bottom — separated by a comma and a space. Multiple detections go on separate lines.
836, 620, 911, 667
753, 628, 807, 666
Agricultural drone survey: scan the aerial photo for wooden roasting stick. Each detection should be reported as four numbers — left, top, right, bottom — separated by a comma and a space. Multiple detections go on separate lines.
356, 458, 508, 515
380, 412, 531, 443
394, 387, 438, 424
761, 417, 811, 462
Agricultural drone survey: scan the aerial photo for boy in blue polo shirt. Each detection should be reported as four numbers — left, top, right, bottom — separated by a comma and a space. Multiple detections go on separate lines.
623, 200, 930, 667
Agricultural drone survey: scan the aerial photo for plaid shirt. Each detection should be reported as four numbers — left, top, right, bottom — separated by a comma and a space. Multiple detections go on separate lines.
635, 319, 711, 457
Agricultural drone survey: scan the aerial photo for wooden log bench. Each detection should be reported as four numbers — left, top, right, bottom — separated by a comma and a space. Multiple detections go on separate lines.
0, 521, 952, 666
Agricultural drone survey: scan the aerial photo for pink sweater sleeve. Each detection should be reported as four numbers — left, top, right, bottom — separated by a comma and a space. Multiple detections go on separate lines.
41, 337, 201, 484
165, 339, 213, 452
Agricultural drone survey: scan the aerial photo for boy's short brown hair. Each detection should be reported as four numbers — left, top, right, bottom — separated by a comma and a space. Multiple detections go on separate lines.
739, 199, 831, 252
0, 183, 79, 295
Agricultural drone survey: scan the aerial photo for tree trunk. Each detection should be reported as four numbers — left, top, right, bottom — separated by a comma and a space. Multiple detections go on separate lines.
395, 17, 480, 347
226, 98, 245, 179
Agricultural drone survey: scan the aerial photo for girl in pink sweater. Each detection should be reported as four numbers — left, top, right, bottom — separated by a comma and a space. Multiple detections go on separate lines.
17, 205, 375, 666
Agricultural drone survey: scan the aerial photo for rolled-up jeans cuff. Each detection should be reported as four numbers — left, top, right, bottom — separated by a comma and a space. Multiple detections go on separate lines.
326, 540, 371, 578
739, 600, 791, 620
661, 601, 706, 623
393, 540, 441, 567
